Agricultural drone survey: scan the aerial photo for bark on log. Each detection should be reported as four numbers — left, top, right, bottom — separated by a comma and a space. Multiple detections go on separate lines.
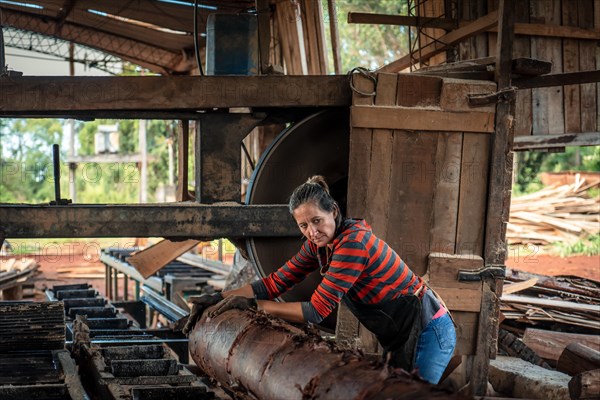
522, 329, 600, 364
558, 343, 600, 376
189, 310, 469, 400
568, 369, 600, 400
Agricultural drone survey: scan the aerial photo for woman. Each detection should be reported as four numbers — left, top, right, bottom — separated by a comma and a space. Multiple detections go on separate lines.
183, 176, 456, 384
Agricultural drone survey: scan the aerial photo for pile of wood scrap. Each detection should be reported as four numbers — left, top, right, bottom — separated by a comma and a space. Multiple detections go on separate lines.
520, 330, 600, 400
0, 257, 40, 299
507, 178, 599, 244
500, 268, 600, 399
501, 268, 600, 331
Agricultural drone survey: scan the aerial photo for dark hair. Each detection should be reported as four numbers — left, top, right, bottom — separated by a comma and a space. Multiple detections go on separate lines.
289, 175, 343, 227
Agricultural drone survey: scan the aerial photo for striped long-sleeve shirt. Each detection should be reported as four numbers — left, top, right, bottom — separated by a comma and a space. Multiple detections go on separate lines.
251, 219, 431, 324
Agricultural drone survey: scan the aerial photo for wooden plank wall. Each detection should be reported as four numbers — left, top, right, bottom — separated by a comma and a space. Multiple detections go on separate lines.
446, 0, 599, 135
348, 73, 496, 355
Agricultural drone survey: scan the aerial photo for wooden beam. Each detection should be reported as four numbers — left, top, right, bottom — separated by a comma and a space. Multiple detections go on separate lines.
0, 204, 297, 238
0, 8, 194, 74
348, 12, 456, 30
508, 23, 600, 40
514, 70, 600, 89
0, 75, 351, 117
472, 0, 515, 396
513, 132, 600, 150
256, 0, 271, 74
351, 106, 495, 133
379, 11, 498, 72
35, 0, 206, 34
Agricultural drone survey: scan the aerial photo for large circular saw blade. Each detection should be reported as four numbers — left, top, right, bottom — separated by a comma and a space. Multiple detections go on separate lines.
245, 108, 349, 330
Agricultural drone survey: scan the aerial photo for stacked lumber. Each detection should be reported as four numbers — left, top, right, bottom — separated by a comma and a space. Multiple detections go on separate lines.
501, 268, 600, 331
507, 178, 599, 244
0, 257, 39, 295
0, 301, 65, 351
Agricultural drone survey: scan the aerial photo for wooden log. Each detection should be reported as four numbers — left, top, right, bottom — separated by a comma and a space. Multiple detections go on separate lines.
568, 369, 600, 400
0, 302, 65, 351
558, 343, 600, 376
522, 329, 600, 363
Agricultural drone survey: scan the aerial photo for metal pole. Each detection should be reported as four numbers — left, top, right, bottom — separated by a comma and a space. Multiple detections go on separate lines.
139, 120, 148, 203
68, 43, 77, 202
0, 24, 6, 72
52, 144, 61, 204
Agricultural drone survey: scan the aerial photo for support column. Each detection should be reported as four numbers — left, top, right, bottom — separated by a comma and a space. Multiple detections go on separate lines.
195, 114, 264, 203
470, 0, 515, 396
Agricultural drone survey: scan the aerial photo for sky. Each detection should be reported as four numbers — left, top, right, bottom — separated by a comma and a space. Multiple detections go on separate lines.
5, 47, 113, 76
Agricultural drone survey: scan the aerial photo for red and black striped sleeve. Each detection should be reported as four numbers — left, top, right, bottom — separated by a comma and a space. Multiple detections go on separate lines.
301, 238, 368, 323
251, 240, 319, 300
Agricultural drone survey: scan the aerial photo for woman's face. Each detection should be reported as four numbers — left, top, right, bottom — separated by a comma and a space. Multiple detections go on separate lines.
292, 201, 338, 248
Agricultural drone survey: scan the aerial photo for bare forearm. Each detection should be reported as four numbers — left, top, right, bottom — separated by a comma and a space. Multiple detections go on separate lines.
221, 284, 305, 323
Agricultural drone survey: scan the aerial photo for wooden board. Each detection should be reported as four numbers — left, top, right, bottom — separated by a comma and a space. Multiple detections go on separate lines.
440, 79, 496, 112
427, 253, 484, 286
360, 72, 398, 353
432, 287, 482, 312
522, 328, 600, 362
0, 76, 351, 115
380, 11, 499, 72
429, 133, 463, 254
579, 0, 598, 132
513, 0, 533, 136
455, 134, 490, 255
530, 0, 564, 135
346, 73, 376, 219
127, 239, 200, 279
367, 73, 398, 240
386, 131, 438, 277
396, 74, 442, 107
453, 311, 478, 355
350, 106, 495, 133
562, 0, 582, 133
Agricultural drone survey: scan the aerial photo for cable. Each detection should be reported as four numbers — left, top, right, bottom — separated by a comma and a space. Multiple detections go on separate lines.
241, 142, 255, 171
193, 0, 204, 75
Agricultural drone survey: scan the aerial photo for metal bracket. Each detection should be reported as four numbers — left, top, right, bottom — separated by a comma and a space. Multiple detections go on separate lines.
468, 87, 517, 107
458, 265, 506, 282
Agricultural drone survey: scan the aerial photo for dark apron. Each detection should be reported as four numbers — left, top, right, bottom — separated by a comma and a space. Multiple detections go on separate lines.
342, 295, 422, 371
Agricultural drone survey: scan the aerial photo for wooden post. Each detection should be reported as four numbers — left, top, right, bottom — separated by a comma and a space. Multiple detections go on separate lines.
470, 0, 515, 396
196, 114, 263, 203
327, 0, 342, 74
256, 0, 271, 74
177, 120, 190, 201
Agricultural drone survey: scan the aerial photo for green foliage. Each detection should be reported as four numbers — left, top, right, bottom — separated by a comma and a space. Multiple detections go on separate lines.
513, 146, 600, 196
550, 234, 600, 257
2, 117, 176, 204
1, 118, 63, 203
322, 0, 410, 72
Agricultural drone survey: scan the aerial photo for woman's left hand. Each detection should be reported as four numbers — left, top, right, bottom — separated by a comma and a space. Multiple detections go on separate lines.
207, 295, 257, 318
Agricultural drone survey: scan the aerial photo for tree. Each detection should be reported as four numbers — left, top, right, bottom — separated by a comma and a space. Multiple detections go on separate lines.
323, 0, 410, 72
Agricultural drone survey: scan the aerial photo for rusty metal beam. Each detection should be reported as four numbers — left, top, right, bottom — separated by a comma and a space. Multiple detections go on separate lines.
189, 310, 468, 400
0, 8, 194, 74
0, 204, 296, 238
0, 76, 351, 117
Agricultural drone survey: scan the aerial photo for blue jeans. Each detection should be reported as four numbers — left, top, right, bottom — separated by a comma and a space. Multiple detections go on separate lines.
413, 313, 456, 384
